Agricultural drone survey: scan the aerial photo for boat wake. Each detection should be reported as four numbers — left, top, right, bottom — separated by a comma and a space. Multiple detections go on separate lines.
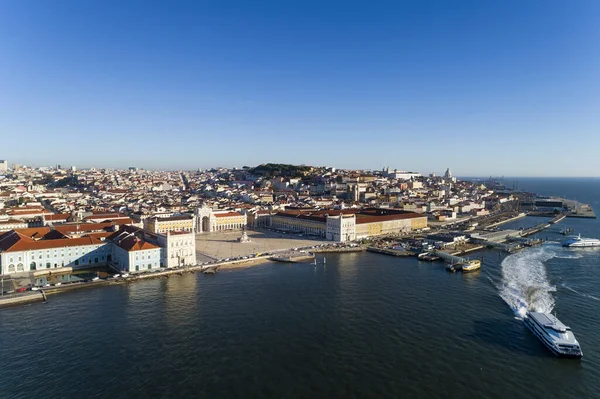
562, 283, 600, 301
499, 246, 556, 319
553, 253, 583, 259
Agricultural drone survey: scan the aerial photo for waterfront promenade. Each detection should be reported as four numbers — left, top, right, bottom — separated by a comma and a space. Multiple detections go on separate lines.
195, 229, 327, 261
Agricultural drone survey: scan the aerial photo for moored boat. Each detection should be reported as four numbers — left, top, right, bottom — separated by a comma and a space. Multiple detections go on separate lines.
461, 259, 481, 272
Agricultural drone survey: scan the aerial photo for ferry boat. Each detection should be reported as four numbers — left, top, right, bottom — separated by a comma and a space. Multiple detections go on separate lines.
524, 312, 583, 358
562, 234, 600, 248
461, 259, 481, 272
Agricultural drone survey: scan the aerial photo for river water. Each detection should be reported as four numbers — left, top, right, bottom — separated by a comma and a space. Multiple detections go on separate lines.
1, 178, 599, 398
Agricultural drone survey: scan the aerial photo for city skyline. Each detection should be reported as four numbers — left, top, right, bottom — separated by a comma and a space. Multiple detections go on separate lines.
1, 1, 600, 176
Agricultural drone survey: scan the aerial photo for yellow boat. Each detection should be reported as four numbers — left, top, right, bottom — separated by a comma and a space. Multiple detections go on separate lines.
462, 259, 481, 272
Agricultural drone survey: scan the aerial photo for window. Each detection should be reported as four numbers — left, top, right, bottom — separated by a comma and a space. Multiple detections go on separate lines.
74, 260, 79, 266
46, 262, 51, 269
148, 264, 151, 269
30, 262, 36, 271
8, 264, 15, 273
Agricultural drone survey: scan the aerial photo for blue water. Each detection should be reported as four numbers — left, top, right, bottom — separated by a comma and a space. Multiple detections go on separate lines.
1, 178, 599, 398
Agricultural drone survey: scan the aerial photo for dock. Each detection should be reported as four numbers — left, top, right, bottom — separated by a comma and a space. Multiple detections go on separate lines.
312, 246, 364, 253
366, 247, 416, 257
270, 253, 315, 263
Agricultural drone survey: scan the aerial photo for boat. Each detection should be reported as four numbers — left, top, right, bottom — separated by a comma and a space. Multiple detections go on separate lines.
523, 311, 582, 358
562, 234, 600, 248
461, 259, 481, 272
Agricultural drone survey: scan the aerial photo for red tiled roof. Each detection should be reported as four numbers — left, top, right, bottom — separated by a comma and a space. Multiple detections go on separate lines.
0, 231, 104, 252
44, 213, 70, 221
115, 236, 159, 252
0, 219, 28, 225
214, 212, 243, 218
10, 227, 52, 238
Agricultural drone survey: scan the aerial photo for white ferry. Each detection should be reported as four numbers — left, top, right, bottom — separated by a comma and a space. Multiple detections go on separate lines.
562, 234, 600, 248
524, 312, 582, 358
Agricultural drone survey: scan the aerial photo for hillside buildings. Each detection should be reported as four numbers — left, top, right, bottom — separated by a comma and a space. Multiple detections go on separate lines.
0, 162, 518, 278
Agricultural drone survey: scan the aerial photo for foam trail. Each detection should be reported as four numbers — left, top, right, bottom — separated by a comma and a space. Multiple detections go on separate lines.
554, 253, 583, 259
499, 246, 556, 318
562, 283, 600, 301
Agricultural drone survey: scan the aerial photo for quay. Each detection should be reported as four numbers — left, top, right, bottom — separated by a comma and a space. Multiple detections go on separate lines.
313, 246, 364, 254
270, 253, 315, 263
366, 247, 416, 257
484, 212, 527, 229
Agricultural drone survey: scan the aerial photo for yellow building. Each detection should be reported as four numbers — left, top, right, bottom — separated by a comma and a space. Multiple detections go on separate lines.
213, 211, 247, 231
146, 215, 194, 234
270, 208, 427, 241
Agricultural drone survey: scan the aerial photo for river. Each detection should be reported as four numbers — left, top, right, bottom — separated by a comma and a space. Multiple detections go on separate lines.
1, 178, 599, 398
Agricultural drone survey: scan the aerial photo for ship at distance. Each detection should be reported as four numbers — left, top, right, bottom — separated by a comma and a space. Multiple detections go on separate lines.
562, 234, 600, 248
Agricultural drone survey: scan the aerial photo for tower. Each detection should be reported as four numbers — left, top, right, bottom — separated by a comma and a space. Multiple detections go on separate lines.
444, 168, 452, 179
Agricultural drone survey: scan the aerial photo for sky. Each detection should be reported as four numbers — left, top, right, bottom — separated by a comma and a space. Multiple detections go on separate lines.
1, 1, 599, 176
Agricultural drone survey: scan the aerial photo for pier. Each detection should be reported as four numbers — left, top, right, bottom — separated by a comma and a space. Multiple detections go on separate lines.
366, 247, 416, 257
432, 250, 468, 265
270, 253, 315, 263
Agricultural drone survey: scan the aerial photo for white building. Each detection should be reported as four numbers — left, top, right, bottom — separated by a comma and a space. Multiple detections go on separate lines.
0, 160, 7, 172
326, 214, 356, 242
0, 219, 29, 232
109, 225, 196, 271
384, 167, 422, 180
110, 234, 162, 273
157, 230, 196, 268
0, 224, 197, 276
0, 231, 108, 275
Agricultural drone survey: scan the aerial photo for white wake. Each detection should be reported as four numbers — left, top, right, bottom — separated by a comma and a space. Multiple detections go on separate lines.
499, 246, 556, 318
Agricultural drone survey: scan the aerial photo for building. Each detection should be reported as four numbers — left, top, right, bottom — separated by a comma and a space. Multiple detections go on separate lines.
326, 213, 356, 242
108, 225, 196, 270
247, 209, 274, 228
270, 208, 427, 242
110, 233, 161, 272
383, 167, 422, 180
145, 214, 195, 234
0, 230, 108, 275
195, 206, 247, 233
0, 223, 197, 276
0, 219, 29, 232
158, 230, 196, 268
0, 160, 7, 172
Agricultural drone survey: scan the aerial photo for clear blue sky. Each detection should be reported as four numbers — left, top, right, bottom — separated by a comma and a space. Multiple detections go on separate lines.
1, 1, 599, 176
